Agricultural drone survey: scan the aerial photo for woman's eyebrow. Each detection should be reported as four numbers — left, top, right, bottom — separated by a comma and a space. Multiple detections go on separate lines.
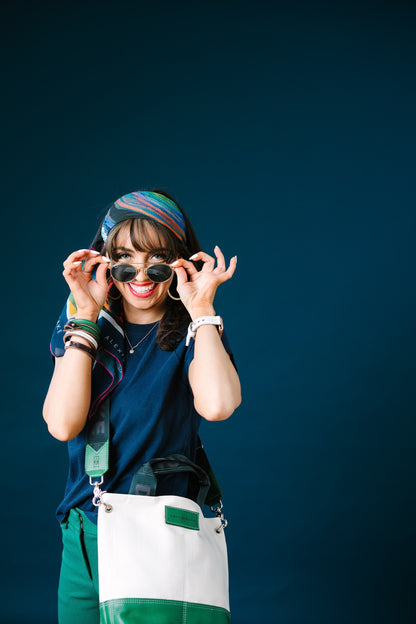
113, 245, 169, 255
113, 246, 134, 253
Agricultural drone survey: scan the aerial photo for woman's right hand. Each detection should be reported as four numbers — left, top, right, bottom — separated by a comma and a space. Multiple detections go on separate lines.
62, 249, 111, 320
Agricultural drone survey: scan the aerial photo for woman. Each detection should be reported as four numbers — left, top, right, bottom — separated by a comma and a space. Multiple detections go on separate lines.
43, 189, 241, 623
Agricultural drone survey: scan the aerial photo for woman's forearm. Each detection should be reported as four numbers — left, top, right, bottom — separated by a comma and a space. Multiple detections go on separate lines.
43, 348, 93, 441
188, 322, 241, 421
173, 247, 240, 420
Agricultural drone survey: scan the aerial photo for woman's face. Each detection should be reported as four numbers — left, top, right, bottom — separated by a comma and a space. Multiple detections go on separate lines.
110, 223, 176, 324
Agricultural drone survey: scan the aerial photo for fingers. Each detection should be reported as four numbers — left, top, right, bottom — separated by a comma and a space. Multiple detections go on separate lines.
93, 259, 111, 286
189, 251, 215, 272
184, 247, 237, 279
171, 258, 198, 276
62, 250, 111, 293
63, 249, 109, 274
222, 254, 237, 280
173, 265, 189, 291
63, 248, 100, 268
213, 245, 226, 272
60, 249, 110, 318
168, 247, 238, 301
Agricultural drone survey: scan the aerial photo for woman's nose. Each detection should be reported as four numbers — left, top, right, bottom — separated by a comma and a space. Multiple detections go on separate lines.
135, 265, 148, 281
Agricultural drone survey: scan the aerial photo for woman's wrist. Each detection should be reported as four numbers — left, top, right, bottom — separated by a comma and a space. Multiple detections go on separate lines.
185, 314, 223, 346
75, 311, 99, 323
187, 305, 216, 321
63, 317, 101, 360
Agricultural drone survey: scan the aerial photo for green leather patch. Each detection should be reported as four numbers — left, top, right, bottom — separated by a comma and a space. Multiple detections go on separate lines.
165, 506, 199, 530
85, 440, 109, 478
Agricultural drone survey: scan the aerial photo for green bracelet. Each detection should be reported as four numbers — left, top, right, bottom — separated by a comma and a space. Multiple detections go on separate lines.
76, 324, 101, 340
64, 320, 101, 342
75, 319, 101, 332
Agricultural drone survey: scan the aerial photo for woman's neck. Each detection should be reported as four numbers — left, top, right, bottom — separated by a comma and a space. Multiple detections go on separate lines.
122, 300, 166, 325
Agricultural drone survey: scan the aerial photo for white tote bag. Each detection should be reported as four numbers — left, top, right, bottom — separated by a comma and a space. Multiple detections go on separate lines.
95, 455, 230, 624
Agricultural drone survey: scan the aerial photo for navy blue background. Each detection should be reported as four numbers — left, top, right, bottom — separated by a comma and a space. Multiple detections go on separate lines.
2, 2, 415, 622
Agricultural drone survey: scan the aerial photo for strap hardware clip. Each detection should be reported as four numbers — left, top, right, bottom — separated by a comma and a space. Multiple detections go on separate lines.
210, 500, 228, 533
89, 476, 112, 513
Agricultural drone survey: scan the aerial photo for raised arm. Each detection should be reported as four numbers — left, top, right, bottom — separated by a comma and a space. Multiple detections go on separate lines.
43, 249, 110, 441
173, 246, 242, 421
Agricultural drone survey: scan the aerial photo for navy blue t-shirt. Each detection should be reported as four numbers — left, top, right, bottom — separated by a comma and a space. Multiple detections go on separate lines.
56, 322, 232, 525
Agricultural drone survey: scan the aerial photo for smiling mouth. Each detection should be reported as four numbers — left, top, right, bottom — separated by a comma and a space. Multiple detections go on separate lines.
127, 282, 156, 296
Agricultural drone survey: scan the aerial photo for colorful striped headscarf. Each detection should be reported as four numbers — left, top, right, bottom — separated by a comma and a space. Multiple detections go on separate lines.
101, 191, 186, 243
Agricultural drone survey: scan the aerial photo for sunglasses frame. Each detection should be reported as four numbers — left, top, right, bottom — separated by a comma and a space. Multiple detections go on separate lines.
110, 261, 174, 284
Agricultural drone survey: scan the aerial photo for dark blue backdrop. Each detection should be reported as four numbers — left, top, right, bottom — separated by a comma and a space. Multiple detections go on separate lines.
2, 2, 415, 622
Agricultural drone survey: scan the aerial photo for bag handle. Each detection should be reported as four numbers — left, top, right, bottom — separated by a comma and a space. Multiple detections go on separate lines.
194, 440, 222, 507
129, 453, 211, 509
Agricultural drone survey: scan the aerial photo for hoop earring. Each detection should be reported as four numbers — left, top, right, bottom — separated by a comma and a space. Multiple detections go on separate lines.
108, 291, 122, 300
107, 281, 122, 300
167, 286, 181, 301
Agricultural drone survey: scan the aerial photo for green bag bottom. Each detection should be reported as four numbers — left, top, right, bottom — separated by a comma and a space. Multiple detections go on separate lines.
100, 597, 230, 624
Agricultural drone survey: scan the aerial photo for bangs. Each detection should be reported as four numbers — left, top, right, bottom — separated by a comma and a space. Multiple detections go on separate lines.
106, 218, 181, 261
128, 219, 171, 252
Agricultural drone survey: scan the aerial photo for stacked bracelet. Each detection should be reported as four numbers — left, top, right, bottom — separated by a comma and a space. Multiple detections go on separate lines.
64, 319, 101, 340
64, 319, 101, 359
64, 330, 99, 350
64, 340, 96, 360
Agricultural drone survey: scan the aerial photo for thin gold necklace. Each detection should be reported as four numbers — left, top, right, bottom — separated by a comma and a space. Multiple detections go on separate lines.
124, 322, 158, 354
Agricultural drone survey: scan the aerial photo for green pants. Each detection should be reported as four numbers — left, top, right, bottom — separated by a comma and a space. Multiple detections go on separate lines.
58, 508, 100, 624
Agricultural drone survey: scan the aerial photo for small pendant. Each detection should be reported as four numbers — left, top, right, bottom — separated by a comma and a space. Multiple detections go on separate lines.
129, 348, 134, 354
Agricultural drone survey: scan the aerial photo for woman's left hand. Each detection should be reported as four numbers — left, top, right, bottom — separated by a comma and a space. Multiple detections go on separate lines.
171, 245, 237, 319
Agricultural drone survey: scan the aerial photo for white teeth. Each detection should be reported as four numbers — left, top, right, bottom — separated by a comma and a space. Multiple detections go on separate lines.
129, 283, 154, 294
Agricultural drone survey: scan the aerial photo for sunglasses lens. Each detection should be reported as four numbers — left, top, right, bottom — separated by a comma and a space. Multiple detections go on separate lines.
111, 264, 137, 283
146, 264, 173, 283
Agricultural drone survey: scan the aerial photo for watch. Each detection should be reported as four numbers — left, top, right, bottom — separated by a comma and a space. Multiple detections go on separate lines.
185, 316, 224, 346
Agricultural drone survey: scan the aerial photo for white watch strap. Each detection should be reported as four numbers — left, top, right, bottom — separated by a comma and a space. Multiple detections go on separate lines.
185, 316, 223, 346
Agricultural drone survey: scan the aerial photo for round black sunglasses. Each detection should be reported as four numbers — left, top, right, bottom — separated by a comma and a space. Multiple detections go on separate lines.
110, 262, 173, 284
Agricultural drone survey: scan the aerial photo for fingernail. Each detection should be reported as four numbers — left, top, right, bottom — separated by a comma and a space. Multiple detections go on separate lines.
171, 260, 180, 267
73, 261, 83, 265
101, 256, 111, 262
90, 250, 101, 254
235, 255, 238, 262
189, 253, 198, 260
